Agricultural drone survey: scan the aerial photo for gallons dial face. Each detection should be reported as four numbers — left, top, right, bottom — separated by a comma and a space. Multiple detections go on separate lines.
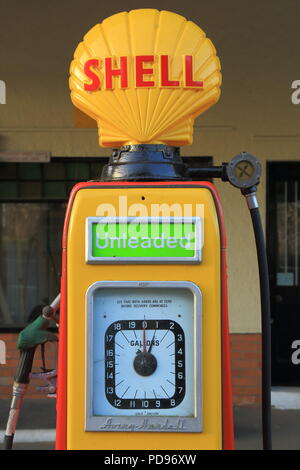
91, 284, 200, 418
105, 319, 185, 410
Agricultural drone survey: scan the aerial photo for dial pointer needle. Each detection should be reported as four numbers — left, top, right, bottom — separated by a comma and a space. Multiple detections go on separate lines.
143, 320, 147, 353
148, 330, 156, 354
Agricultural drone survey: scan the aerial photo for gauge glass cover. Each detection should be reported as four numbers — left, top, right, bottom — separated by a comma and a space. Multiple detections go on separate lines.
86, 281, 202, 432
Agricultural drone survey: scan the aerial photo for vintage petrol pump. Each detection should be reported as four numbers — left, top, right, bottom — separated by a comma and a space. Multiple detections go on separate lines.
4, 9, 272, 451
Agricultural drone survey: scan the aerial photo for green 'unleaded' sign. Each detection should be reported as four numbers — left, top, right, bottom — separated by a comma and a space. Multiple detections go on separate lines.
86, 217, 201, 264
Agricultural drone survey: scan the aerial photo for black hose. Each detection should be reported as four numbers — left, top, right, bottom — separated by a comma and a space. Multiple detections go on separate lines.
15, 348, 36, 384
3, 348, 36, 450
248, 205, 272, 450
3, 435, 14, 451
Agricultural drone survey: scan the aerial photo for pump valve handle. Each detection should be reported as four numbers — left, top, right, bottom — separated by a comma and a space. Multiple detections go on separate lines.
188, 152, 262, 190
3, 294, 60, 450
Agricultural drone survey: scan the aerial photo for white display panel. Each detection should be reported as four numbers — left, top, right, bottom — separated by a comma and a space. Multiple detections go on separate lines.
86, 281, 202, 432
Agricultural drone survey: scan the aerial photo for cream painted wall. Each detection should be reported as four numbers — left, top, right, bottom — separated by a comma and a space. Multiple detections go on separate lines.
1, 0, 300, 332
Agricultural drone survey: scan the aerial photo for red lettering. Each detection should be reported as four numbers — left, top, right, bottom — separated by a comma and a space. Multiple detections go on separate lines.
160, 55, 180, 87
83, 55, 204, 91
184, 56, 203, 88
84, 59, 101, 91
135, 55, 155, 87
105, 56, 128, 90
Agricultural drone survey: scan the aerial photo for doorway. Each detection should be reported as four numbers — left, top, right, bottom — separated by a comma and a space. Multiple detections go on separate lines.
267, 162, 300, 385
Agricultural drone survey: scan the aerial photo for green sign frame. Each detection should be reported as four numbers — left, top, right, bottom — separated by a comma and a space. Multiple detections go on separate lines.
86, 217, 202, 264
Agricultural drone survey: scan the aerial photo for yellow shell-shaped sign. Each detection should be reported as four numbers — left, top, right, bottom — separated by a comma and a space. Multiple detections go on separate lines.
69, 9, 222, 147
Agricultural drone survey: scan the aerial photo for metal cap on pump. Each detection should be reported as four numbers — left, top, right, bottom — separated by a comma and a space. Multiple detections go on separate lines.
101, 144, 189, 182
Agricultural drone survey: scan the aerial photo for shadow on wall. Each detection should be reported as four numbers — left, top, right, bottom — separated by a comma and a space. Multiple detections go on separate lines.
0, 136, 9, 152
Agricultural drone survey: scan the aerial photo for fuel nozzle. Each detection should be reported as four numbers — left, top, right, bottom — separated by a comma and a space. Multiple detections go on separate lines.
3, 294, 61, 450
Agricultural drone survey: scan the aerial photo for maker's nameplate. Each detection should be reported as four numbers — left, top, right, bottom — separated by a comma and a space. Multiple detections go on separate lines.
86, 417, 202, 433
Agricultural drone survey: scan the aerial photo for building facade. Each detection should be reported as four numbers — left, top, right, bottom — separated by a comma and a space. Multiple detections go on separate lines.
0, 0, 300, 405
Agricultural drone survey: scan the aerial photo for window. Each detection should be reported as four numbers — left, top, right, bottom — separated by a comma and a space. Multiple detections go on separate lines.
0, 156, 211, 329
0, 159, 106, 200
0, 158, 108, 329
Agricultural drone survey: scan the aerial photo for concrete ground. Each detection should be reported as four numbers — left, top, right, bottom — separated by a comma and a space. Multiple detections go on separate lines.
234, 406, 300, 450
0, 399, 300, 450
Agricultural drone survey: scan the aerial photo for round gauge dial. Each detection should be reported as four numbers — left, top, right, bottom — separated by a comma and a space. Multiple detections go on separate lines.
89, 283, 201, 424
105, 319, 185, 410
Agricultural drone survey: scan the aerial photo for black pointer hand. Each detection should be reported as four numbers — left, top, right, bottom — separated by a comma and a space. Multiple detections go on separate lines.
147, 330, 156, 353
